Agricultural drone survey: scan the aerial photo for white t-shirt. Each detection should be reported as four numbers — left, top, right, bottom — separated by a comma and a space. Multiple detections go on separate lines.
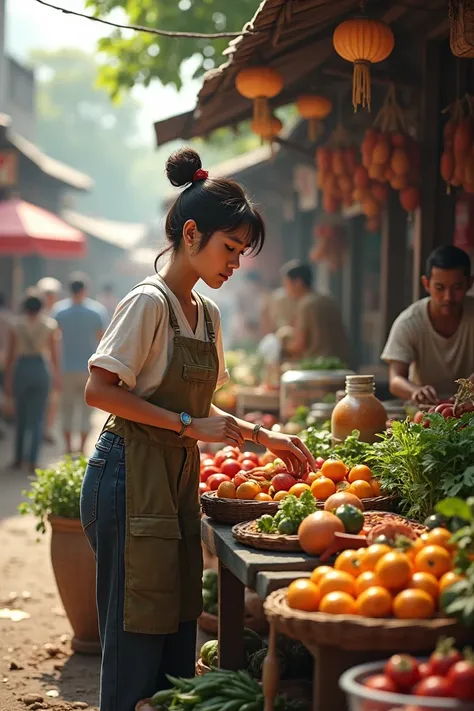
89, 275, 229, 398
381, 296, 474, 398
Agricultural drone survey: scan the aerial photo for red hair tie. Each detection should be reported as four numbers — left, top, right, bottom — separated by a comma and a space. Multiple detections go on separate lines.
192, 169, 208, 182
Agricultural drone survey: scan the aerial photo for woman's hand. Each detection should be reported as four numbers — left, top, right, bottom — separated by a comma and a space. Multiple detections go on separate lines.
188, 416, 244, 447
259, 429, 316, 476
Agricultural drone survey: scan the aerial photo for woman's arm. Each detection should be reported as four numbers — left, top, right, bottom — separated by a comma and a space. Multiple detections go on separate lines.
3, 327, 16, 397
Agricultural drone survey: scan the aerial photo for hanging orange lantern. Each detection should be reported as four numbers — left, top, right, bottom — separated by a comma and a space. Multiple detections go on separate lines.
251, 115, 283, 142
333, 16, 394, 111
296, 95, 332, 141
235, 67, 284, 130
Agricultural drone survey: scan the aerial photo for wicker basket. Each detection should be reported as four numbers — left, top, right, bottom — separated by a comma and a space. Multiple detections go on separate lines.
264, 589, 473, 652
450, 0, 474, 58
201, 491, 279, 524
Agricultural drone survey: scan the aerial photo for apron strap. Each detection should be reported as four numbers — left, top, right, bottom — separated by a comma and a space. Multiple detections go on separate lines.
133, 280, 181, 337
197, 294, 216, 344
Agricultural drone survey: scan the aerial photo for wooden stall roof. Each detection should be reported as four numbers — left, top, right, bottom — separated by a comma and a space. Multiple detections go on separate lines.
154, 0, 449, 146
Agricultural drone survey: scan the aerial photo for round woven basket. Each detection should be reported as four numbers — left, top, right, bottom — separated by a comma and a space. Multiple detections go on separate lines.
264, 589, 473, 652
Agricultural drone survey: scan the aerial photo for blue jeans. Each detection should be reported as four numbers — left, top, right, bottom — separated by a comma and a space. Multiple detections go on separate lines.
80, 431, 197, 711
13, 355, 50, 465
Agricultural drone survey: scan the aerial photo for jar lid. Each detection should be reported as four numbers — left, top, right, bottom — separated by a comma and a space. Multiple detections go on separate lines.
345, 374, 375, 393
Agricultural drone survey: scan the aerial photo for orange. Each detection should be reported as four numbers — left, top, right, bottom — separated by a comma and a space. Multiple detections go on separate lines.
369, 478, 381, 496
355, 571, 382, 597
289, 482, 311, 498
407, 537, 425, 560
349, 480, 374, 499
359, 544, 393, 573
287, 579, 320, 612
348, 465, 372, 483
217, 481, 236, 499
236, 480, 261, 500
273, 490, 289, 502
425, 527, 455, 552
408, 572, 439, 600
321, 459, 348, 483
334, 550, 361, 577
393, 589, 435, 619
311, 476, 336, 500
356, 586, 393, 618
375, 551, 412, 590
414, 545, 452, 579
310, 566, 334, 585
319, 570, 356, 598
336, 480, 350, 491
319, 591, 357, 615
254, 492, 273, 501
439, 571, 465, 594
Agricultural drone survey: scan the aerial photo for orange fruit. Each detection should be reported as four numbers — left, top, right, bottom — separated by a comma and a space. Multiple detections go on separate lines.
310, 566, 334, 585
349, 480, 374, 499
407, 537, 425, 559
393, 589, 435, 619
408, 572, 439, 600
289, 482, 311, 498
254, 492, 273, 501
217, 481, 236, 499
336, 480, 350, 491
287, 579, 320, 612
311, 476, 336, 500
348, 465, 372, 483
355, 571, 382, 597
305, 472, 321, 485
425, 527, 455, 552
273, 490, 289, 502
298, 512, 344, 556
321, 459, 348, 483
319, 570, 356, 598
438, 571, 465, 594
359, 544, 393, 573
375, 551, 412, 590
414, 545, 452, 579
319, 591, 357, 615
369, 478, 381, 496
236, 480, 261, 500
356, 586, 393, 618
334, 550, 361, 577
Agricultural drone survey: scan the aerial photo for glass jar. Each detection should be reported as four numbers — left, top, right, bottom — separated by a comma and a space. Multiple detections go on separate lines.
331, 375, 387, 444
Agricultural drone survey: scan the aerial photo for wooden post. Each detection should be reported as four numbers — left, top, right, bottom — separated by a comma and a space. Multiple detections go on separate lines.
217, 561, 245, 670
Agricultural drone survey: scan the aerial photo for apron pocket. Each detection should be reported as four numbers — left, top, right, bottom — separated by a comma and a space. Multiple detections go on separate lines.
182, 364, 215, 383
128, 515, 181, 593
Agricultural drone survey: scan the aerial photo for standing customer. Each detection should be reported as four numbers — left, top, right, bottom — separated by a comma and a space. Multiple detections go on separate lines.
52, 273, 107, 454
4, 290, 60, 471
81, 148, 315, 711
37, 277, 63, 443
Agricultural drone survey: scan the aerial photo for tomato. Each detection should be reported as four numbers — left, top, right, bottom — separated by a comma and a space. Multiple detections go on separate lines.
239, 451, 259, 465
201, 457, 215, 468
200, 465, 220, 482
316, 457, 325, 469
384, 654, 420, 690
199, 482, 209, 495
207, 473, 231, 491
240, 459, 256, 472
220, 459, 241, 478
335, 504, 365, 534
363, 674, 398, 693
413, 410, 424, 424
214, 450, 234, 468
418, 662, 431, 679
414, 676, 453, 697
447, 660, 474, 701
428, 638, 463, 677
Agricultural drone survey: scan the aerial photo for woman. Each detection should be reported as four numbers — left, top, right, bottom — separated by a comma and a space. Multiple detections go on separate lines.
81, 147, 315, 711
5, 290, 60, 471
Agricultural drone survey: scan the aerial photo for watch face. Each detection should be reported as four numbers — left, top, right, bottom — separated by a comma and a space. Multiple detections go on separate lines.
181, 412, 192, 426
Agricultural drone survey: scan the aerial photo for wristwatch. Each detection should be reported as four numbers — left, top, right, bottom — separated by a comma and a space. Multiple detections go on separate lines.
178, 412, 192, 437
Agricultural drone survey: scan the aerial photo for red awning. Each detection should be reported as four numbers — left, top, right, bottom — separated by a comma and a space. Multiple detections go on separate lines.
0, 198, 86, 258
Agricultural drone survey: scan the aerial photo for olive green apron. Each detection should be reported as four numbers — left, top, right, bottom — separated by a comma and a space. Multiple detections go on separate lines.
105, 281, 218, 634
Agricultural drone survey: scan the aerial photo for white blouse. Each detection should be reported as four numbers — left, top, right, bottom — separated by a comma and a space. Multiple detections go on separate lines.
89, 275, 229, 398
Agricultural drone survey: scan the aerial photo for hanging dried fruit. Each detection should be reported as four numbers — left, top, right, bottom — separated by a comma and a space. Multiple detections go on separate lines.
440, 94, 474, 195
314, 123, 361, 217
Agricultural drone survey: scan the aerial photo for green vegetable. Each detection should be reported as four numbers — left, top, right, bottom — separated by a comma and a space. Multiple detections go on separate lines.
247, 648, 288, 680
256, 514, 274, 534
302, 427, 373, 468
243, 628, 264, 658
202, 589, 216, 613
277, 518, 298, 535
202, 569, 218, 594
256, 491, 317, 535
440, 564, 474, 627
424, 513, 447, 530
200, 640, 218, 665
335, 504, 364, 534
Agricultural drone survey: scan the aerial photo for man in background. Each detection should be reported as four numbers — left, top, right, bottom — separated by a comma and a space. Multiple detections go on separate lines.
52, 273, 107, 454
0, 293, 14, 437
278, 260, 350, 364
37, 277, 62, 443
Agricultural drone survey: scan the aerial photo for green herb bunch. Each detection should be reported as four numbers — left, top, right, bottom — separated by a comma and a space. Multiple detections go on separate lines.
257, 491, 316, 535
297, 356, 347, 371
303, 426, 373, 468
18, 455, 88, 533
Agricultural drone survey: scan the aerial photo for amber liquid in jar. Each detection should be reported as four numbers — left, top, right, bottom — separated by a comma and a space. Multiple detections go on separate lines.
331, 375, 387, 444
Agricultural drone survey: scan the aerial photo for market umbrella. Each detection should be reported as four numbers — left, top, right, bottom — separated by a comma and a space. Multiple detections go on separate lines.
0, 197, 86, 258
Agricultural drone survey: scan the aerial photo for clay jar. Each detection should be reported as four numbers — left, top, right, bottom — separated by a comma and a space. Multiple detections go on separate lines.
331, 374, 387, 444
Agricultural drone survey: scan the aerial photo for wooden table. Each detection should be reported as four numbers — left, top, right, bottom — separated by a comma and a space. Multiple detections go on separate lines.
201, 517, 315, 670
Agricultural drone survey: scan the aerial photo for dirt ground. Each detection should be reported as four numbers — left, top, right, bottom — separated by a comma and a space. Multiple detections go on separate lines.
0, 410, 214, 711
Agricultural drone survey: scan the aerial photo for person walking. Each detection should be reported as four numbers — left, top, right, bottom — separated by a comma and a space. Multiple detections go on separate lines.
37, 277, 63, 443
4, 290, 60, 471
52, 273, 108, 454
81, 147, 315, 711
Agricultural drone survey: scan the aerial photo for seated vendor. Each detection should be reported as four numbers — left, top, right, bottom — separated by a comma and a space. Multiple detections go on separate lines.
382, 245, 474, 405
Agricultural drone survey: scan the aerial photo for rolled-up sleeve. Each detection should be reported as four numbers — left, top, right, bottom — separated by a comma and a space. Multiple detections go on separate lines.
89, 294, 161, 390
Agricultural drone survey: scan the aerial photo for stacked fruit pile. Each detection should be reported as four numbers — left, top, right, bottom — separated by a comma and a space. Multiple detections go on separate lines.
287, 526, 464, 619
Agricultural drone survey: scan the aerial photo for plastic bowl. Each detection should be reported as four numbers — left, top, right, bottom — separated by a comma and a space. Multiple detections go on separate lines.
339, 660, 474, 711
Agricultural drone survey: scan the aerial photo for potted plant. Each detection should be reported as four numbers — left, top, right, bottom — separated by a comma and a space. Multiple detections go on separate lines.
19, 455, 100, 654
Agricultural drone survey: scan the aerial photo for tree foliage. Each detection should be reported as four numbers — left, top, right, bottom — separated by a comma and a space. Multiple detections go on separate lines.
85, 0, 260, 96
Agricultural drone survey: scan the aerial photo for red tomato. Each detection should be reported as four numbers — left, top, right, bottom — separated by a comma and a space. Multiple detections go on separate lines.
234, 472, 248, 488
201, 457, 215, 467
207, 473, 231, 491
428, 640, 462, 677
363, 674, 398, 694
239, 451, 259, 465
223, 445, 240, 456
414, 676, 453, 698
240, 459, 256, 472
418, 662, 431, 679
220, 459, 241, 478
316, 457, 325, 469
423, 419, 431, 428
447, 660, 474, 701
384, 654, 420, 690
200, 466, 220, 482
199, 482, 209, 495
413, 411, 424, 424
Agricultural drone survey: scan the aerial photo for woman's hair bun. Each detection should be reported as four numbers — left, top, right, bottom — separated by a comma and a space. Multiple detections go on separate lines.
166, 147, 202, 187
